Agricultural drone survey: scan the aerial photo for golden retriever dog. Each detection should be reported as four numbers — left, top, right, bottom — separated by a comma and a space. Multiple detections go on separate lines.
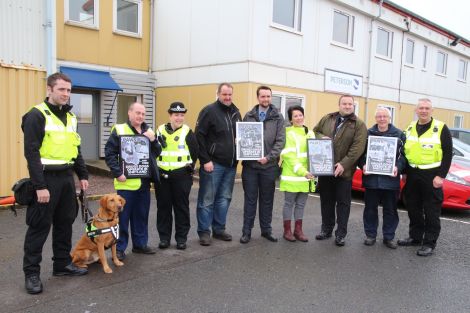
71, 194, 126, 274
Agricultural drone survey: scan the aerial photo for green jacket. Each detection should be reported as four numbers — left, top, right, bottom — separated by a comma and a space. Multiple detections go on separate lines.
313, 112, 367, 180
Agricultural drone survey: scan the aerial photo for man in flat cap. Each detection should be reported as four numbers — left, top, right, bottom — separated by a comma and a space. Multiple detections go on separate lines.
155, 102, 198, 250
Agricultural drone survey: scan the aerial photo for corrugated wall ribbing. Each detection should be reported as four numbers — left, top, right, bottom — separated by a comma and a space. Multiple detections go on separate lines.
0, 67, 46, 196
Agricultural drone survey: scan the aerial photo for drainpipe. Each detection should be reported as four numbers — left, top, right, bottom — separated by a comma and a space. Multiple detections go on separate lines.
149, 0, 155, 73
364, 0, 383, 124
398, 17, 411, 107
45, 0, 56, 75
149, 0, 156, 128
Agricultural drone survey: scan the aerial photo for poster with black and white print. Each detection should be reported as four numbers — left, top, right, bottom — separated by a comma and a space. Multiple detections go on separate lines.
119, 135, 151, 178
307, 139, 334, 176
236, 122, 264, 160
365, 136, 397, 176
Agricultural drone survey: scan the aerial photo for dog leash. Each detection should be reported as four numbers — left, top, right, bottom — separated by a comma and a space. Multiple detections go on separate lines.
78, 189, 93, 223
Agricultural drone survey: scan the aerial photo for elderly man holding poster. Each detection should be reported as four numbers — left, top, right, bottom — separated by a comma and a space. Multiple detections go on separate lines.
358, 107, 406, 249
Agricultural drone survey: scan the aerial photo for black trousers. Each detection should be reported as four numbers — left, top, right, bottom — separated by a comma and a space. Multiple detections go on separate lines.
241, 166, 278, 235
404, 168, 443, 248
363, 188, 399, 240
155, 168, 193, 244
318, 176, 352, 238
23, 170, 77, 276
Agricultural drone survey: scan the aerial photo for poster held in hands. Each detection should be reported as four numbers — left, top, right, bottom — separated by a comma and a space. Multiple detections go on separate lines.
365, 136, 397, 176
119, 135, 151, 178
307, 139, 334, 176
236, 122, 264, 160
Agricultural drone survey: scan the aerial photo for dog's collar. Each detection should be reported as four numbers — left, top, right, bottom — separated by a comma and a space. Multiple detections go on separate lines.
93, 215, 116, 223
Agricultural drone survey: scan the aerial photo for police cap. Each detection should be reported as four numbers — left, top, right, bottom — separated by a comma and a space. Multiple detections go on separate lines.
168, 102, 187, 113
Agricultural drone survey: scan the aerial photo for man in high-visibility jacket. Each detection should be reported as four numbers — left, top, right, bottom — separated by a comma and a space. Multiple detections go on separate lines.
22, 73, 89, 294
398, 98, 453, 257
105, 102, 161, 261
155, 102, 198, 250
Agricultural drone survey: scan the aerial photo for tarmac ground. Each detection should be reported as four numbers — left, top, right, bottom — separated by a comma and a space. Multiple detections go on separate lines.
1, 179, 470, 313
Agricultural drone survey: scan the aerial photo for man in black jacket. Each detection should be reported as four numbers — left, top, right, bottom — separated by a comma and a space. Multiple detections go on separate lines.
22, 73, 89, 294
195, 83, 242, 246
358, 107, 406, 249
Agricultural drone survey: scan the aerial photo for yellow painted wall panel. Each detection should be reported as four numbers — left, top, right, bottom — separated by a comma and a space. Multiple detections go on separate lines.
0, 67, 46, 196
56, 0, 150, 70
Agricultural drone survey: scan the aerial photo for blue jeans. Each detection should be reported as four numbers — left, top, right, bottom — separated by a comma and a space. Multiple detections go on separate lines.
117, 188, 151, 251
197, 162, 236, 235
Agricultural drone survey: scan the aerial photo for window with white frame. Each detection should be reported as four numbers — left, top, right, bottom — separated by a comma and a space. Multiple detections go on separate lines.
271, 92, 305, 121
422, 45, 428, 69
65, 0, 99, 28
272, 0, 302, 32
454, 115, 464, 128
332, 10, 354, 47
377, 105, 396, 124
114, 0, 142, 36
458, 59, 468, 81
376, 27, 393, 58
405, 39, 414, 65
436, 51, 448, 75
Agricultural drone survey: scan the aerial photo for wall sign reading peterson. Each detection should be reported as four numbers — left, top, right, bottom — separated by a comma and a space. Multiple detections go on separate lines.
119, 135, 151, 178
236, 122, 264, 160
365, 136, 397, 176
307, 139, 334, 176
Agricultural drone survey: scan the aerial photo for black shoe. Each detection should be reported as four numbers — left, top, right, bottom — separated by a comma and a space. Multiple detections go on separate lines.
159, 240, 170, 249
397, 237, 421, 246
53, 263, 88, 276
364, 237, 376, 246
383, 239, 398, 249
240, 233, 251, 244
315, 231, 332, 240
132, 246, 157, 254
176, 242, 187, 250
116, 250, 126, 261
417, 246, 434, 257
25, 274, 43, 294
213, 231, 233, 241
199, 233, 212, 246
261, 232, 278, 242
335, 236, 345, 247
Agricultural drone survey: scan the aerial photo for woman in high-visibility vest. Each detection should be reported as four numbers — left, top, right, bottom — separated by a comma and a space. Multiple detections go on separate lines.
279, 106, 315, 242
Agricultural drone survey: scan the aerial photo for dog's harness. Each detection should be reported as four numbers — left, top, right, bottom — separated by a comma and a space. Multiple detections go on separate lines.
78, 190, 120, 249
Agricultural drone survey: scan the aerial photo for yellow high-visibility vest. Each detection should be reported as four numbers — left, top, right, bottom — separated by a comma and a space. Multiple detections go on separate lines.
34, 102, 80, 165
157, 124, 192, 171
404, 119, 444, 169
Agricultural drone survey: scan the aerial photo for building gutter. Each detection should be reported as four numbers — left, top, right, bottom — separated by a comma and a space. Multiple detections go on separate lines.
149, 0, 155, 74
364, 0, 383, 123
45, 0, 57, 75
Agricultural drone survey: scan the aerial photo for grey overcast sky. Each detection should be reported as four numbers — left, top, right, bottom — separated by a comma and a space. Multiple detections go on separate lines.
390, 0, 470, 40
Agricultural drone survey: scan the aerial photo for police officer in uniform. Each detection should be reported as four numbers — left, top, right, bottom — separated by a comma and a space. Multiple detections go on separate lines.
105, 102, 161, 260
398, 98, 453, 256
156, 102, 198, 250
22, 73, 89, 294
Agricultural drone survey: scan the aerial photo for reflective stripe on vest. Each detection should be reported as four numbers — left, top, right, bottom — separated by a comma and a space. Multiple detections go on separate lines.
157, 124, 192, 171
34, 103, 80, 165
112, 123, 143, 191
404, 119, 444, 169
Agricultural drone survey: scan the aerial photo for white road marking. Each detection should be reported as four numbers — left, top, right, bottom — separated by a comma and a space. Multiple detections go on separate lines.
276, 187, 470, 225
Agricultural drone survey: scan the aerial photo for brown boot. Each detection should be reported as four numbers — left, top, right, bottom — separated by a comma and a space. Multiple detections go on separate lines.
283, 220, 296, 242
294, 220, 308, 242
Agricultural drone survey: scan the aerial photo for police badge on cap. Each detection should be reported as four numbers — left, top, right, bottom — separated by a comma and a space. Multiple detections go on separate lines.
168, 102, 187, 113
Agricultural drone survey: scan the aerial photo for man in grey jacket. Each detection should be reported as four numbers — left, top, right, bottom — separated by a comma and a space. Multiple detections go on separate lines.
240, 86, 285, 244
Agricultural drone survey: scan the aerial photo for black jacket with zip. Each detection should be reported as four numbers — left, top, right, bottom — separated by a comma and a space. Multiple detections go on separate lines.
195, 100, 242, 167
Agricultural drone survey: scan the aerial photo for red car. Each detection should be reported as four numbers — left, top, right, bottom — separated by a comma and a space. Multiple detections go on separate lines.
352, 156, 470, 210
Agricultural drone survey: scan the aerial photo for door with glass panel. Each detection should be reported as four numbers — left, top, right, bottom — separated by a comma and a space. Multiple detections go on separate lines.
70, 91, 99, 160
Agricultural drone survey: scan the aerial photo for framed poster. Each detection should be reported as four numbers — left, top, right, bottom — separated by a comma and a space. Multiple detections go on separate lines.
365, 136, 398, 176
236, 122, 264, 160
119, 135, 151, 178
307, 139, 334, 176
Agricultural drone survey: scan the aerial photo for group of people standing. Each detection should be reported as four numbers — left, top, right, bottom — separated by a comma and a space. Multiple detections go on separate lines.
21, 74, 452, 295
